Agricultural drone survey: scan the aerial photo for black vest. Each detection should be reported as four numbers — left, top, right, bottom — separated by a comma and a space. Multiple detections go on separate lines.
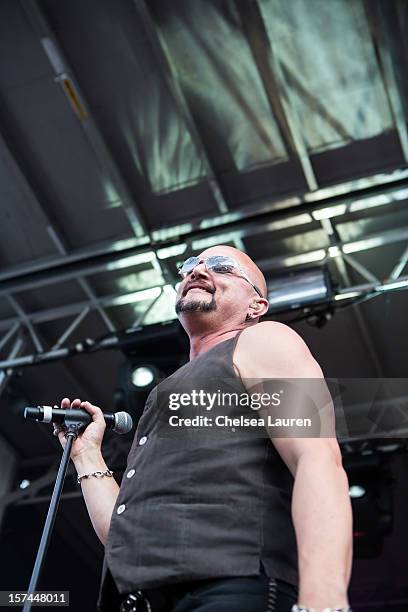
97, 332, 298, 611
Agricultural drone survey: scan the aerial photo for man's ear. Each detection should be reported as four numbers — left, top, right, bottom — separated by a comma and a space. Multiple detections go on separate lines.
245, 302, 261, 322
249, 299, 269, 318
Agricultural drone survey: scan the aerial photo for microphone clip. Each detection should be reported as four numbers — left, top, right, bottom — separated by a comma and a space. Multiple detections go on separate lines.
62, 414, 87, 439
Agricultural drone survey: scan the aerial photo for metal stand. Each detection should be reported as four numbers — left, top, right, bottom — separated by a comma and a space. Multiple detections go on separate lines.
23, 417, 82, 612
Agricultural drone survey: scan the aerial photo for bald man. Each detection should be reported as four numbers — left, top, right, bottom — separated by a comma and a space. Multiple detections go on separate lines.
56, 246, 353, 612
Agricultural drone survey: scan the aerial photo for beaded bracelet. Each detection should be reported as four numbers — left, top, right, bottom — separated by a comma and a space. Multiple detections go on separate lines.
77, 469, 113, 485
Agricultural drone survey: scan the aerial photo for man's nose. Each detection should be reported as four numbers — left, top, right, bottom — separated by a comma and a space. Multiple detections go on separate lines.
190, 262, 209, 279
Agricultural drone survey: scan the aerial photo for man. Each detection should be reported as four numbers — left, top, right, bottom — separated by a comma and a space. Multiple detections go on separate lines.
55, 245, 353, 612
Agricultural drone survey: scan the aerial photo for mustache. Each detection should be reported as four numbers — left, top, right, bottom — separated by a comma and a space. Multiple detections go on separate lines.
182, 282, 215, 297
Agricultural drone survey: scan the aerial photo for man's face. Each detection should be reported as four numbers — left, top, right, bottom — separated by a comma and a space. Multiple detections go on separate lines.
175, 247, 259, 318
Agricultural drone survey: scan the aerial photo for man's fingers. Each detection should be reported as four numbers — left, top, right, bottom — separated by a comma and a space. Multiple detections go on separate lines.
52, 421, 66, 438
80, 401, 106, 426
71, 398, 82, 408
61, 397, 70, 408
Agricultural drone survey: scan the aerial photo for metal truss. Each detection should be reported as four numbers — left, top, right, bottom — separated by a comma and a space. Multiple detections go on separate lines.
0, 333, 25, 397
0, 271, 407, 372
0, 166, 407, 285
0, 219, 407, 332
0, 172, 407, 359
318, 217, 385, 379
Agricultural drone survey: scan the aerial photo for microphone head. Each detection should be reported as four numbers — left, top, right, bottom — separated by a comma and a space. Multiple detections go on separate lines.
113, 411, 133, 435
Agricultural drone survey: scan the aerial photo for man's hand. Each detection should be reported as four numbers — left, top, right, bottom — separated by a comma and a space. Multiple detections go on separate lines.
53, 397, 119, 546
53, 397, 106, 463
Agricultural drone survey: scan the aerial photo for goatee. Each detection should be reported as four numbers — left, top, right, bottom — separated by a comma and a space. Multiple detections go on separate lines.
175, 295, 217, 314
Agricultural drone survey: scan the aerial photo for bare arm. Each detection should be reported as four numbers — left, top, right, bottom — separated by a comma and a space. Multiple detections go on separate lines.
291, 443, 352, 609
73, 449, 120, 546
237, 322, 353, 610
55, 398, 120, 546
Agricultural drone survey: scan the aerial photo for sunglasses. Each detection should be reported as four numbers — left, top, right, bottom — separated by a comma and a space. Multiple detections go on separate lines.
178, 255, 263, 298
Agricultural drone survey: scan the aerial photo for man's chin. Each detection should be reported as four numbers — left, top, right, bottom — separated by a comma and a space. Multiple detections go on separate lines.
175, 297, 217, 314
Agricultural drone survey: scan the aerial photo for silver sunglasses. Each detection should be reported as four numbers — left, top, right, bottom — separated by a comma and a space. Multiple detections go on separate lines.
178, 255, 263, 298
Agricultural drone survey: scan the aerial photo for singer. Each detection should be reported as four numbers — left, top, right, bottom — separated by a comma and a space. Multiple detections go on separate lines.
54, 245, 353, 612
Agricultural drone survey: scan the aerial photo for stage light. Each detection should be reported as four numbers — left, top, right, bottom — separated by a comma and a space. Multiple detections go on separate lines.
343, 453, 394, 558
19, 479, 30, 489
114, 359, 166, 427
349, 485, 366, 498
131, 366, 155, 388
267, 267, 332, 313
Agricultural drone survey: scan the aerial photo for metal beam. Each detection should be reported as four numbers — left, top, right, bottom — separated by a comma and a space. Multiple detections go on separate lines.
0, 93, 117, 335
52, 307, 90, 349
389, 243, 408, 280
133, 0, 228, 214
0, 268, 408, 350
256, 0, 318, 191
237, 1, 350, 180
341, 253, 380, 284
0, 167, 407, 285
0, 286, 166, 331
321, 219, 386, 378
1, 216, 408, 302
0, 323, 20, 353
0, 224, 407, 323
363, 0, 408, 162
46, 225, 115, 333
0, 335, 25, 396
22, 0, 180, 293
257, 225, 408, 272
21, 0, 147, 238
6, 296, 42, 352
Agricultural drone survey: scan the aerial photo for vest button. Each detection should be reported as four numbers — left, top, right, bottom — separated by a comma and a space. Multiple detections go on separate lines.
117, 504, 126, 515
126, 469, 135, 478
139, 436, 148, 446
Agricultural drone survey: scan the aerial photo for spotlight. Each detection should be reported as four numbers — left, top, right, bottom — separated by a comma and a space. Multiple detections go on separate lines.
349, 485, 366, 498
131, 366, 155, 388
343, 452, 394, 558
19, 479, 30, 489
114, 360, 165, 428
266, 267, 332, 314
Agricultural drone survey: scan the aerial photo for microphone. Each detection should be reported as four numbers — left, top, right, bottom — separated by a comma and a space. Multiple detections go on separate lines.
24, 405, 133, 435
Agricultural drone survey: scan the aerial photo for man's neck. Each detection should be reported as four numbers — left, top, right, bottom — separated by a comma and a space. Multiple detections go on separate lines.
187, 325, 246, 360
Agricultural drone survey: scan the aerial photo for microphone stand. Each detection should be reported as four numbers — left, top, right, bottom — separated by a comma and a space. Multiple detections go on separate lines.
23, 415, 83, 612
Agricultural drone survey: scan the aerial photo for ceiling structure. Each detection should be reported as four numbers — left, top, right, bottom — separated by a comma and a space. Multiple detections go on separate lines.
0, 1, 407, 610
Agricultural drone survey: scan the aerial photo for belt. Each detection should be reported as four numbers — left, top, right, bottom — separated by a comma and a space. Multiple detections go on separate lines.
119, 590, 152, 612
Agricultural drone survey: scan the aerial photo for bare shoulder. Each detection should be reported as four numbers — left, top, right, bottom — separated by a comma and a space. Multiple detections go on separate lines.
239, 321, 310, 353
234, 321, 320, 379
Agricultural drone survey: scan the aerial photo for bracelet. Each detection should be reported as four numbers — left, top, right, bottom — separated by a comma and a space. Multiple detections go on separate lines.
77, 469, 113, 485
292, 606, 352, 612
292, 604, 353, 612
